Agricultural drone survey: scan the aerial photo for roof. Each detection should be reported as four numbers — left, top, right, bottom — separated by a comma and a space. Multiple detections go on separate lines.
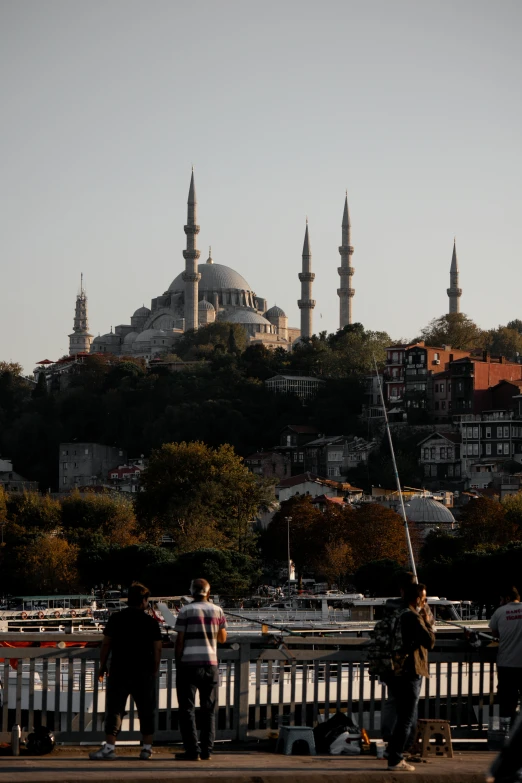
36, 359, 53, 364
283, 425, 320, 434
417, 431, 461, 446
265, 305, 287, 318
404, 496, 456, 524
311, 495, 349, 506
266, 375, 325, 383
222, 309, 271, 325
169, 262, 253, 295
305, 435, 344, 446
198, 299, 215, 311
133, 306, 151, 317
276, 472, 322, 488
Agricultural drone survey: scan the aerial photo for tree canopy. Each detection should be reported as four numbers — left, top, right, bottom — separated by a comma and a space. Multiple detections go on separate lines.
419, 313, 486, 351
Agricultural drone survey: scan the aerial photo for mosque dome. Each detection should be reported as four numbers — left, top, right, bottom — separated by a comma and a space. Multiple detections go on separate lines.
265, 305, 286, 318
133, 306, 151, 317
99, 332, 121, 344
169, 263, 254, 295
123, 331, 138, 344
405, 497, 456, 525
198, 299, 215, 311
222, 309, 271, 326
135, 328, 165, 343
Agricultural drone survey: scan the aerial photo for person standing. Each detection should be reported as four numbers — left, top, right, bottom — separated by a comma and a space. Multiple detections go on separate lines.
489, 586, 522, 734
89, 582, 162, 761
385, 582, 435, 772
174, 578, 227, 761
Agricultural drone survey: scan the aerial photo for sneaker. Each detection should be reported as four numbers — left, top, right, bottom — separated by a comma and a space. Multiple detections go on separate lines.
174, 751, 200, 761
388, 759, 416, 772
89, 745, 116, 760
200, 751, 212, 760
139, 747, 153, 760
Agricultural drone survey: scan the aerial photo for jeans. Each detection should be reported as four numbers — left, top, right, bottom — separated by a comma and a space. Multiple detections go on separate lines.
104, 672, 156, 737
497, 667, 522, 723
176, 664, 219, 755
385, 675, 422, 767
380, 675, 419, 749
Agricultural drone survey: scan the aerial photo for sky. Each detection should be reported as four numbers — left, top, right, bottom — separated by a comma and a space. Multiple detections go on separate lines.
1, 0, 521, 373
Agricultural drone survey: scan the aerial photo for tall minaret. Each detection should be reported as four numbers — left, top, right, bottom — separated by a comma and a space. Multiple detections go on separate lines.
182, 168, 201, 331
337, 192, 355, 328
447, 238, 462, 314
69, 274, 93, 356
298, 220, 315, 338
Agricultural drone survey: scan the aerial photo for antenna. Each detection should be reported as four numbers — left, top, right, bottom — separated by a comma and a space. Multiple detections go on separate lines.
373, 356, 418, 581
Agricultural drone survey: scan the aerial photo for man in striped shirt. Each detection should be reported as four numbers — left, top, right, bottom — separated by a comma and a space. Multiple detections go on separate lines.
174, 578, 227, 761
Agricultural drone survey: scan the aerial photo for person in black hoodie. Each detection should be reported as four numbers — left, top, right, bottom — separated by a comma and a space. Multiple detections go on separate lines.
385, 582, 435, 773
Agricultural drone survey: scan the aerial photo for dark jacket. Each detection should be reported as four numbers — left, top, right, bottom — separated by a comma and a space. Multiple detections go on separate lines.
399, 608, 435, 677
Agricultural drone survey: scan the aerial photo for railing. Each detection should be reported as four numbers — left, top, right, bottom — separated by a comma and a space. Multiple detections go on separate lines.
0, 635, 498, 744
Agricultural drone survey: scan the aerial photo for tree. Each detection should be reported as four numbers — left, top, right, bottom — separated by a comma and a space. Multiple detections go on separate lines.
15, 535, 79, 593
61, 490, 140, 546
175, 323, 248, 360
354, 559, 409, 596
266, 496, 322, 585
459, 496, 520, 549
6, 491, 61, 532
507, 319, 522, 335
344, 504, 409, 570
321, 542, 354, 588
487, 327, 522, 361
136, 442, 269, 552
419, 313, 486, 351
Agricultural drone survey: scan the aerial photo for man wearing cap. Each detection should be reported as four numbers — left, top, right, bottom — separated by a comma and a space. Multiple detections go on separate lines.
174, 578, 227, 761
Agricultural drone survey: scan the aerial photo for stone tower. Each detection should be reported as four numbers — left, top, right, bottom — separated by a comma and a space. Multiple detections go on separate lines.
298, 220, 315, 338
68, 274, 93, 356
182, 169, 201, 331
337, 193, 354, 328
447, 239, 462, 314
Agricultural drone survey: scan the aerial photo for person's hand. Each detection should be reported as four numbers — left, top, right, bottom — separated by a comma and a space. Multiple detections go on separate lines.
97, 666, 107, 681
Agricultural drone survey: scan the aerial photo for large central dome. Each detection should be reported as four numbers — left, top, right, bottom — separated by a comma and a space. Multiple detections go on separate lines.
169, 263, 254, 295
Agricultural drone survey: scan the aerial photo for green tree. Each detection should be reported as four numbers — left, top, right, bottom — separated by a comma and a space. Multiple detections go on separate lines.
175, 323, 248, 360
6, 491, 61, 531
419, 313, 486, 351
61, 490, 140, 546
136, 441, 269, 552
487, 327, 522, 361
354, 559, 409, 596
459, 496, 520, 549
15, 534, 79, 593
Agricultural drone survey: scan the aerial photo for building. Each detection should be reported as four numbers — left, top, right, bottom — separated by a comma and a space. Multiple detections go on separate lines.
68, 274, 93, 356
244, 450, 291, 480
304, 435, 375, 478
297, 220, 315, 339
458, 410, 522, 488
383, 344, 412, 406
265, 375, 325, 399
450, 353, 522, 415
403, 342, 470, 413
0, 459, 38, 493
107, 462, 145, 493
276, 424, 321, 475
59, 443, 126, 491
275, 472, 362, 503
418, 432, 462, 483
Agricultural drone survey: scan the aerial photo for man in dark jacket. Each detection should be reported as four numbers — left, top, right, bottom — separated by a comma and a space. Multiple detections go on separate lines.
385, 582, 435, 772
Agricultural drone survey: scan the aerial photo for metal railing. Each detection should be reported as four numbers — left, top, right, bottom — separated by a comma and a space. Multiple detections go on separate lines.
0, 636, 498, 743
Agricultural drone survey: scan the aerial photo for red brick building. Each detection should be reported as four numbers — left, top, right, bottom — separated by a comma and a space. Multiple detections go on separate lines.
450, 353, 522, 415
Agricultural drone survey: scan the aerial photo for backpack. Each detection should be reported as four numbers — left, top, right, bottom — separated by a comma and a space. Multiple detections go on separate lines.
367, 607, 410, 679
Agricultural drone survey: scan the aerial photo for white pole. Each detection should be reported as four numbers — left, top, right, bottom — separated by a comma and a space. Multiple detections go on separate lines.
373, 357, 418, 581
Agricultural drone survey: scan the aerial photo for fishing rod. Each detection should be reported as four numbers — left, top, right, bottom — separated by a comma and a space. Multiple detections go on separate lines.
373, 356, 418, 581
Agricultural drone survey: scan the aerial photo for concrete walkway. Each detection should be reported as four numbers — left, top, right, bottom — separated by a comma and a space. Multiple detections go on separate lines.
0, 748, 492, 782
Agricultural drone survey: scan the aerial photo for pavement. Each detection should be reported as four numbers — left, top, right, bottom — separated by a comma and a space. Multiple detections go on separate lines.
0, 747, 493, 783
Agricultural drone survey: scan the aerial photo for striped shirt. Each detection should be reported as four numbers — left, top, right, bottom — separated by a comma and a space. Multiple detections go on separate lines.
175, 600, 227, 666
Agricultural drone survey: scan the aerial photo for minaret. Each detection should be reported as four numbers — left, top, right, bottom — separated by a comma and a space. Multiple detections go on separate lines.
297, 220, 315, 338
69, 274, 93, 356
182, 168, 201, 331
447, 238, 462, 314
337, 192, 355, 328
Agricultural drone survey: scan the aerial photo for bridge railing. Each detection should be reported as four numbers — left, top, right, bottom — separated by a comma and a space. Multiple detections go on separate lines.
0, 635, 498, 743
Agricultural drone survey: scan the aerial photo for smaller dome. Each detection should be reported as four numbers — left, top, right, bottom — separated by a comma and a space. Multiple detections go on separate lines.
199, 299, 215, 311
135, 329, 160, 343
133, 306, 151, 317
123, 331, 138, 344
100, 332, 121, 344
405, 497, 456, 525
265, 305, 286, 318
222, 309, 272, 326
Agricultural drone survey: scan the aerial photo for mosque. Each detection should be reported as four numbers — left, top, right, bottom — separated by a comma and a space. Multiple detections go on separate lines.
67, 171, 356, 361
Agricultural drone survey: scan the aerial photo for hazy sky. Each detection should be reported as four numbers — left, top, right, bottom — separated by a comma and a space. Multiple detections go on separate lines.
1, 1, 521, 373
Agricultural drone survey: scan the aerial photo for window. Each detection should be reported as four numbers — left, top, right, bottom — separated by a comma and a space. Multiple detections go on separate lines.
504, 426, 509, 438
424, 465, 430, 477
473, 444, 479, 455
62, 450, 68, 456
328, 466, 341, 477
298, 452, 304, 462
440, 383, 445, 393
111, 473, 118, 478
420, 354, 425, 363
431, 465, 437, 476
435, 384, 439, 393
423, 448, 429, 459
448, 465, 454, 477
63, 477, 67, 485
486, 427, 491, 438
440, 447, 446, 459
455, 464, 461, 477
62, 462, 68, 470
393, 352, 398, 362
328, 451, 343, 462
441, 401, 446, 410
434, 352, 440, 360
408, 355, 413, 364
73, 462, 78, 469
497, 443, 503, 455
447, 447, 453, 459
485, 444, 491, 455
85, 448, 89, 455
430, 447, 436, 459
473, 427, 479, 438
497, 426, 503, 438
504, 443, 510, 455
448, 401, 452, 410
458, 382, 463, 392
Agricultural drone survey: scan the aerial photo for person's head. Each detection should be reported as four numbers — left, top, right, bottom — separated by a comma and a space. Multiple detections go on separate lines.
397, 571, 416, 598
190, 578, 210, 601
127, 582, 150, 610
500, 586, 520, 605
404, 582, 427, 611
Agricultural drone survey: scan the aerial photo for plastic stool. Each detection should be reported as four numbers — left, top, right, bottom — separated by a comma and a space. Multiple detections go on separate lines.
413, 719, 453, 759
276, 726, 317, 755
